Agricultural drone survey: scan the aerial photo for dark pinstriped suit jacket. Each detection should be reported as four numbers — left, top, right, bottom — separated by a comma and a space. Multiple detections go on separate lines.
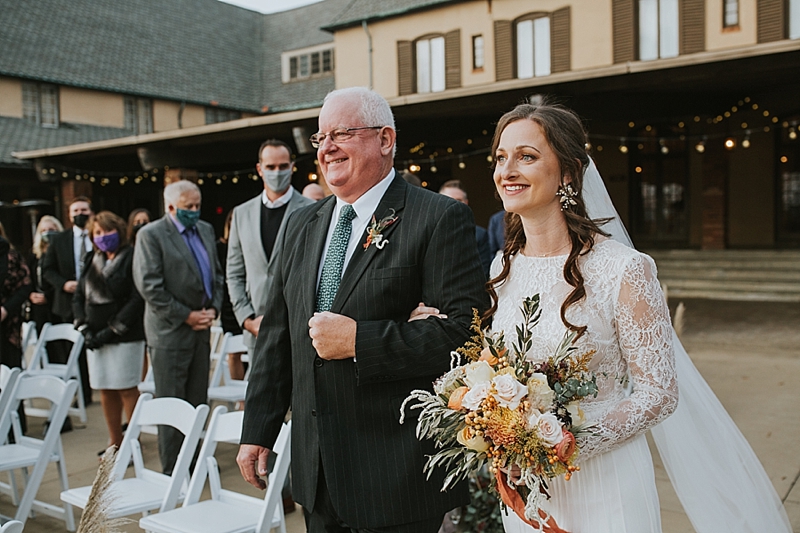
242, 176, 489, 528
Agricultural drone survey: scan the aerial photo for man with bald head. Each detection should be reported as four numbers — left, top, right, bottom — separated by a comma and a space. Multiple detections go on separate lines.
238, 87, 488, 532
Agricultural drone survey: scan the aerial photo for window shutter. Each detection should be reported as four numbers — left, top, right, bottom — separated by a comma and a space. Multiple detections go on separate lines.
680, 0, 705, 54
551, 7, 571, 73
397, 40, 415, 96
494, 20, 514, 81
757, 0, 784, 42
612, 0, 635, 63
445, 29, 461, 89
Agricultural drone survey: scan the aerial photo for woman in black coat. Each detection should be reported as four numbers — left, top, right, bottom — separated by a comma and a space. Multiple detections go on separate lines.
73, 211, 144, 450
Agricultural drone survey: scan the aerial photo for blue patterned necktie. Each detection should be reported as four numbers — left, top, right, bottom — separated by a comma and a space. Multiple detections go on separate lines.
316, 205, 356, 312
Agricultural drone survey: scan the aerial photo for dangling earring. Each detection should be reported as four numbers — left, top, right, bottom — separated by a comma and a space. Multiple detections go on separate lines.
557, 183, 578, 211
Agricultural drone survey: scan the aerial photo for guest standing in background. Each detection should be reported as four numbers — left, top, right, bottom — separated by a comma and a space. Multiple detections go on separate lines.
127, 208, 152, 244
73, 212, 144, 452
27, 215, 64, 337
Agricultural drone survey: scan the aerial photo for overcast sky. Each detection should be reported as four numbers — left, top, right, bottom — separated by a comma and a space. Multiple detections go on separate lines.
218, 0, 324, 14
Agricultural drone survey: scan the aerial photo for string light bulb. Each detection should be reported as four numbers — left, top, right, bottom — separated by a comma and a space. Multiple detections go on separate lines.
695, 140, 706, 153
725, 138, 736, 150
742, 136, 751, 149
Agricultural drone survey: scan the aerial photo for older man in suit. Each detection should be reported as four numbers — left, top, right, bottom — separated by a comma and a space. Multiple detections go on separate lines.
133, 180, 223, 474
238, 87, 488, 533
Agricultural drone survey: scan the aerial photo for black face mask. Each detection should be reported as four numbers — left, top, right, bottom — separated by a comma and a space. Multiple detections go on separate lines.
41, 230, 59, 244
72, 214, 90, 229
132, 222, 147, 237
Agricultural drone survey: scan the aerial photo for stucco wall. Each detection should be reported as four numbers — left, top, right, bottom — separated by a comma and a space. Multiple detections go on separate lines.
705, 0, 758, 51
0, 76, 23, 118
60, 86, 124, 127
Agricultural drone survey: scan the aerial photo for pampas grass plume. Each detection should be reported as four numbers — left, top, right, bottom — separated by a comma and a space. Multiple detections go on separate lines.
76, 445, 131, 533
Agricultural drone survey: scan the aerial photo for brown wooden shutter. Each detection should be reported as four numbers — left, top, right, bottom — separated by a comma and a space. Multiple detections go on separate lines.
680, 0, 705, 54
397, 40, 414, 96
494, 20, 514, 81
757, 0, 784, 43
612, 0, 635, 63
551, 7, 571, 73
445, 29, 461, 89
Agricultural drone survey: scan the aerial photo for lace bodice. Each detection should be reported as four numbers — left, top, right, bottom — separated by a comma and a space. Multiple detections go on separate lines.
490, 239, 678, 461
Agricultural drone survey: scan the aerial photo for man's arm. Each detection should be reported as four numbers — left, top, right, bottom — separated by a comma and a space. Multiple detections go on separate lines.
355, 201, 489, 383
226, 209, 257, 328
132, 228, 192, 326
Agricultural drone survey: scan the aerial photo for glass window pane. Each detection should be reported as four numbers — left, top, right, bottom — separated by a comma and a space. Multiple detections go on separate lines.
137, 99, 152, 134
416, 39, 431, 93
430, 36, 445, 92
40, 85, 58, 127
124, 97, 137, 131
311, 52, 320, 74
790, 0, 800, 39
516, 19, 534, 79
22, 83, 40, 123
322, 49, 332, 71
290, 57, 298, 79
659, 0, 679, 58
473, 35, 484, 69
533, 17, 551, 77
639, 0, 659, 61
724, 0, 739, 27
299, 55, 309, 77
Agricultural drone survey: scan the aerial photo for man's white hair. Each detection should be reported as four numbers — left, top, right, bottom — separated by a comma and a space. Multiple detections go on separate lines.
323, 87, 395, 130
163, 180, 201, 208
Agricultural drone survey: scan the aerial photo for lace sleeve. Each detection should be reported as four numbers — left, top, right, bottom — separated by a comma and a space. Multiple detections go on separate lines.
577, 254, 678, 461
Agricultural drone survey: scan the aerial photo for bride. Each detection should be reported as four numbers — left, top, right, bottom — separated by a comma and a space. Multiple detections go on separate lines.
413, 102, 792, 533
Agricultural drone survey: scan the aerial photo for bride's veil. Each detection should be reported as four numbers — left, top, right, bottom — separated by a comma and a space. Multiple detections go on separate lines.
582, 159, 791, 533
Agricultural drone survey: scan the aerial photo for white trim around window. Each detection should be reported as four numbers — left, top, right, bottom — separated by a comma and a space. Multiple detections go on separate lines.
281, 43, 335, 83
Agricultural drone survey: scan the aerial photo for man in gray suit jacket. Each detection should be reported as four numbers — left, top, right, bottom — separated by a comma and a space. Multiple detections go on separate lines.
227, 139, 314, 350
133, 180, 223, 474
238, 88, 488, 533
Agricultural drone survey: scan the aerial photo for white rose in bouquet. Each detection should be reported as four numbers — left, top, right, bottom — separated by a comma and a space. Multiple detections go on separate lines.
491, 374, 528, 410
456, 427, 490, 452
464, 361, 495, 387
526, 408, 543, 430
566, 401, 586, 425
537, 413, 565, 446
527, 372, 555, 411
461, 381, 491, 410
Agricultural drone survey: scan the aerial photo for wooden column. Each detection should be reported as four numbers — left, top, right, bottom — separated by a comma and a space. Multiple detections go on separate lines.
700, 141, 727, 249
60, 179, 93, 226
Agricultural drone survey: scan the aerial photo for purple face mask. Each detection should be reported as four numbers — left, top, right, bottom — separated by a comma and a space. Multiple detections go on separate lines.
93, 231, 120, 253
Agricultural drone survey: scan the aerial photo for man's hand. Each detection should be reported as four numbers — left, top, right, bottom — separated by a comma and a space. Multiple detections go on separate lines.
63, 280, 78, 294
0, 307, 7, 322
185, 309, 215, 331
308, 312, 356, 360
243, 315, 263, 337
408, 302, 447, 322
29, 292, 47, 305
236, 444, 271, 490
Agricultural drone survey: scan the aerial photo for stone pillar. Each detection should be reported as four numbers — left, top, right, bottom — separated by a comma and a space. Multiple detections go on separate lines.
700, 141, 727, 249
60, 179, 93, 226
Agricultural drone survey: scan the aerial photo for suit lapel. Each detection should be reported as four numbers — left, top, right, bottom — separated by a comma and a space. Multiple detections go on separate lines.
302, 197, 336, 319
330, 178, 407, 314
163, 216, 202, 283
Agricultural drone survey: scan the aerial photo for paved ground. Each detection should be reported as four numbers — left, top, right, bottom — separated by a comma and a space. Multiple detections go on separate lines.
1, 298, 798, 532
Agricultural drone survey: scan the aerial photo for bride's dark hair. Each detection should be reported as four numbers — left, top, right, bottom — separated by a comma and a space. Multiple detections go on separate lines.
484, 101, 609, 338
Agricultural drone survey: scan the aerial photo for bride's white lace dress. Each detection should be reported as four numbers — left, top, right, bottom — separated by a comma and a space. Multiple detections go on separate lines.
493, 239, 678, 533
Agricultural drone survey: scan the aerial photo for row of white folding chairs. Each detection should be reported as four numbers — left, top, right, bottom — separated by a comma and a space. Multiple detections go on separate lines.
58, 393, 290, 533
0, 365, 78, 530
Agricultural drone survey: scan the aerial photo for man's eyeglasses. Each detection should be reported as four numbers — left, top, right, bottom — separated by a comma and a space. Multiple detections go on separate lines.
309, 126, 383, 148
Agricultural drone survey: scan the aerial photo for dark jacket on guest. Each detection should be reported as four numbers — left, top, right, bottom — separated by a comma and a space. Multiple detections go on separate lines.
73, 246, 144, 344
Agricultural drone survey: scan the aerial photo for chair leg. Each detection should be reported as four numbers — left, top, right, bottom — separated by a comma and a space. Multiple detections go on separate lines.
7, 469, 20, 506
56, 441, 76, 531
72, 378, 88, 423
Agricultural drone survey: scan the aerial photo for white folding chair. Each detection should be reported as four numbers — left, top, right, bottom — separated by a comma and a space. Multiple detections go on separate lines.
0, 366, 22, 505
0, 520, 23, 533
0, 375, 78, 531
140, 407, 291, 533
20, 321, 38, 369
138, 363, 156, 395
207, 334, 248, 409
25, 322, 87, 423
61, 393, 209, 519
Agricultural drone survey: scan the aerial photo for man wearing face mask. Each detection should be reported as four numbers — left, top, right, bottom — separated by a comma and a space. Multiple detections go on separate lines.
227, 140, 312, 348
42, 196, 95, 407
133, 180, 223, 474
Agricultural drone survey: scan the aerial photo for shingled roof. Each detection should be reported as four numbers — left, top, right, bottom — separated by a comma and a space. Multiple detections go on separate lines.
322, 0, 462, 31
0, 116, 131, 166
0, 0, 263, 111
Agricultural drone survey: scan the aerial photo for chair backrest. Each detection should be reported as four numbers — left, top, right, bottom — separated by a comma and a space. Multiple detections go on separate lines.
209, 334, 247, 387
21, 321, 38, 366
209, 325, 225, 358
27, 323, 85, 377
114, 393, 210, 512
0, 365, 21, 434
0, 519, 24, 533
256, 419, 291, 533
183, 405, 237, 505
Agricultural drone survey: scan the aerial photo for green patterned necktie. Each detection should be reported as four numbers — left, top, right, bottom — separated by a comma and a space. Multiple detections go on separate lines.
316, 204, 357, 312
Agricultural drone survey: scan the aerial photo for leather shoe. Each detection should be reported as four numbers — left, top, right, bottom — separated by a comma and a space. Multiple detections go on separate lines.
282, 496, 296, 514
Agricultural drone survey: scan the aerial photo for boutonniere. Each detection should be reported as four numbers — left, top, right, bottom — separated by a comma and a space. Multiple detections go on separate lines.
363, 209, 399, 251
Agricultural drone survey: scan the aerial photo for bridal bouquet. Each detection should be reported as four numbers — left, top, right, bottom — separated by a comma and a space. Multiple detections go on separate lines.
401, 296, 598, 528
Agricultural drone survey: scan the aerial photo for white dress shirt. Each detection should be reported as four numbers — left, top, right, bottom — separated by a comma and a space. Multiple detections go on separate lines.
73, 226, 92, 277
316, 169, 396, 289
261, 186, 294, 208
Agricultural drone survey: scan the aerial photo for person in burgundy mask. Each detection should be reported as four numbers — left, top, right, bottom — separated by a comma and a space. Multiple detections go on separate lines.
73, 211, 145, 454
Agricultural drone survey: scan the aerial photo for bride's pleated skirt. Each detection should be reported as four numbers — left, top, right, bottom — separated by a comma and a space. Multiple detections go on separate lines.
502, 434, 662, 533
